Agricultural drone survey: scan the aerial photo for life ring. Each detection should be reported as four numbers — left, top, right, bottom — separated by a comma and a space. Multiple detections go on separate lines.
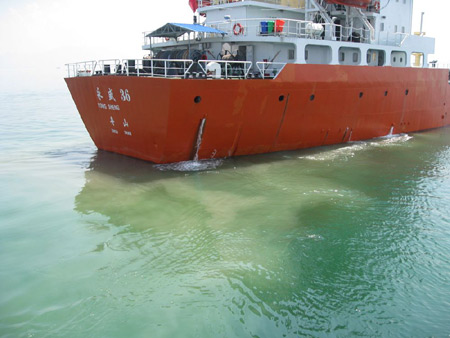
374, 1, 380, 11
233, 23, 244, 36
165, 37, 170, 41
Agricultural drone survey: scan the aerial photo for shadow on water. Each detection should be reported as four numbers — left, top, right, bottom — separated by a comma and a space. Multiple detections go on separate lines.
72, 128, 450, 337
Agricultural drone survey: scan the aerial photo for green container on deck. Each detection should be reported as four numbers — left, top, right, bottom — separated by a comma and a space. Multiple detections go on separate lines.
268, 21, 275, 33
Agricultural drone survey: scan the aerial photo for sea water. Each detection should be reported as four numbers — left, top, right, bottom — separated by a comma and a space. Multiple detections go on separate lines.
0, 92, 449, 337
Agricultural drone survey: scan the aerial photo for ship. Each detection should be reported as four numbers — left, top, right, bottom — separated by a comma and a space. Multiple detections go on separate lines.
65, 0, 450, 164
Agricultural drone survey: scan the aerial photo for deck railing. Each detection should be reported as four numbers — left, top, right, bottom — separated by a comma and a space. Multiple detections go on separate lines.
66, 59, 286, 79
126, 59, 194, 77
144, 16, 410, 48
256, 62, 287, 79
144, 17, 380, 47
197, 0, 305, 9
66, 61, 97, 78
198, 60, 253, 78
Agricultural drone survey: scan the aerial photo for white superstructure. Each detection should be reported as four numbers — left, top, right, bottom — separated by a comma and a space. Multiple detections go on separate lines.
143, 0, 434, 70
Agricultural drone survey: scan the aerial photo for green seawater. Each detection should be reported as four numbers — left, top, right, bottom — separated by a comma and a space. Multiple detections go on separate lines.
1, 92, 450, 337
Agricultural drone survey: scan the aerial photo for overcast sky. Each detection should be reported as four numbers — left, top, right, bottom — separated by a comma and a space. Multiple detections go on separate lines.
0, 0, 448, 93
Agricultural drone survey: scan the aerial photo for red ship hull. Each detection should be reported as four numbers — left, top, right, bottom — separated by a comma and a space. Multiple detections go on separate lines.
65, 64, 450, 164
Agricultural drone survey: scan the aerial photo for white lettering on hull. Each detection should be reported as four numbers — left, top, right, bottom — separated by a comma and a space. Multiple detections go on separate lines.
108, 104, 120, 111
97, 87, 133, 137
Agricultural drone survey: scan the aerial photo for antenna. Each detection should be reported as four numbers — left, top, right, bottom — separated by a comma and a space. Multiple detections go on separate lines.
419, 12, 424, 35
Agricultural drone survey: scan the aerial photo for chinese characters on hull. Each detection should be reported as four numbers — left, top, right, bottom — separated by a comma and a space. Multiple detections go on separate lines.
96, 87, 133, 137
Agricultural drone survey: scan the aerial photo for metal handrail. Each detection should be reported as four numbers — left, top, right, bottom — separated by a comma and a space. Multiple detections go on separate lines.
428, 63, 450, 69
65, 59, 288, 80
122, 58, 194, 78
143, 16, 412, 47
97, 59, 122, 75
256, 62, 287, 79
66, 61, 97, 78
144, 17, 373, 45
198, 60, 253, 79
197, 0, 305, 8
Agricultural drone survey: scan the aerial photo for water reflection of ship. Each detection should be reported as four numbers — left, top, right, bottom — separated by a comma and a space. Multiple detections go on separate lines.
75, 130, 450, 233
74, 131, 450, 335
75, 150, 252, 233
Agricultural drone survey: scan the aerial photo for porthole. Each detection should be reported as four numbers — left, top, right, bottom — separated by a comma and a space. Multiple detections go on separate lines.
279, 95, 285, 102
194, 96, 202, 103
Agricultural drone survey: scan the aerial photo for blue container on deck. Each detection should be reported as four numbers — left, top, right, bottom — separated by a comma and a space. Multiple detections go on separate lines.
260, 21, 268, 34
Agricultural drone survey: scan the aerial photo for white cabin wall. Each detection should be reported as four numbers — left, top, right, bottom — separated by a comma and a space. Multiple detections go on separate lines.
203, 3, 305, 23
378, 0, 413, 36
204, 6, 247, 23
245, 5, 304, 21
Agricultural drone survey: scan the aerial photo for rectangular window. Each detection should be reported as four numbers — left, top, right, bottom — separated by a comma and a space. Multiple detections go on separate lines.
340, 52, 345, 62
395, 25, 398, 33
402, 26, 405, 33
353, 52, 358, 63
288, 49, 295, 60
305, 50, 309, 60
380, 23, 385, 31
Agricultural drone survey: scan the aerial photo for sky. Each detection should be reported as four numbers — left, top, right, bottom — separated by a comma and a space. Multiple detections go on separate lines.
0, 0, 448, 93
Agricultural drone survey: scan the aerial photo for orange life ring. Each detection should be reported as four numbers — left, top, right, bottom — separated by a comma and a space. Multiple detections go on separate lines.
374, 1, 380, 11
233, 23, 244, 35
165, 37, 170, 41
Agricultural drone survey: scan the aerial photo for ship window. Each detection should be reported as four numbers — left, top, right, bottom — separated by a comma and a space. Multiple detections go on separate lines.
402, 26, 405, 33
392, 51, 407, 67
353, 52, 358, 63
368, 49, 385, 66
340, 52, 345, 62
305, 50, 309, 60
395, 25, 398, 33
380, 23, 385, 32
288, 49, 295, 60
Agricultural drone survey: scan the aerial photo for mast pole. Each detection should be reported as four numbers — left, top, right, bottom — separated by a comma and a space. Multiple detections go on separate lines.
419, 12, 424, 35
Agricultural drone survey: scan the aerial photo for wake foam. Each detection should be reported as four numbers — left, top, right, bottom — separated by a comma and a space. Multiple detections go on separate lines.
154, 159, 224, 172
298, 134, 412, 161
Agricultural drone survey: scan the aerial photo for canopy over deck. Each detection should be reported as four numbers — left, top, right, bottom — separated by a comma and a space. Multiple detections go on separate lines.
146, 23, 227, 38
